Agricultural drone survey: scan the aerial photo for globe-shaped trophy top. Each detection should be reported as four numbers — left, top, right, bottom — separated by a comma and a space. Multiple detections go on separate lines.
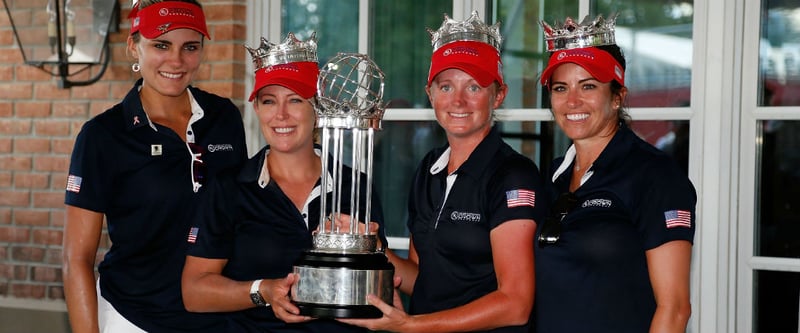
316, 53, 385, 129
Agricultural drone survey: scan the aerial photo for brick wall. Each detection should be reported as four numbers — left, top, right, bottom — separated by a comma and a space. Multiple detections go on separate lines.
0, 0, 247, 306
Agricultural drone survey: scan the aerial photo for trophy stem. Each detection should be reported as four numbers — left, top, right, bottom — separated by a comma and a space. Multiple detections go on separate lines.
319, 127, 331, 232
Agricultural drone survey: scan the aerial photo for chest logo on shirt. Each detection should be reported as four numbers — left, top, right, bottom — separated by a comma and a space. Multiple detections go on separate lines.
151, 144, 163, 156
207, 143, 234, 152
450, 211, 481, 223
582, 198, 612, 208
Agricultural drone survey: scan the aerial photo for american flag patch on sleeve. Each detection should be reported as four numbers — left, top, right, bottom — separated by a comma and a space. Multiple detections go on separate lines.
187, 227, 199, 243
664, 210, 692, 229
506, 189, 535, 208
66, 174, 82, 193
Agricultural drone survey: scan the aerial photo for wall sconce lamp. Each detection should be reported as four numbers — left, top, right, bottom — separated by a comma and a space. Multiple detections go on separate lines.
3, 0, 119, 88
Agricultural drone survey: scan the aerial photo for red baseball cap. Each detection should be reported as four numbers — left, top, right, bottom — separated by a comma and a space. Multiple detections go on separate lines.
428, 40, 504, 87
540, 47, 624, 86
129, 1, 210, 39
249, 61, 320, 102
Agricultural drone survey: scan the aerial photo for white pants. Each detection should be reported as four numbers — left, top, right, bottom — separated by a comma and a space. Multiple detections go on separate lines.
96, 280, 146, 333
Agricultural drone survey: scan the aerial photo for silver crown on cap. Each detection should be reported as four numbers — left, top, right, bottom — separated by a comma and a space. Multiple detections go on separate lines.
541, 14, 618, 52
427, 11, 502, 52
245, 32, 318, 71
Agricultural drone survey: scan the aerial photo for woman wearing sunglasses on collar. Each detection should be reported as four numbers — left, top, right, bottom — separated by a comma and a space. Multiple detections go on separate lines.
341, 12, 548, 333
535, 14, 697, 333
180, 33, 386, 333
62, 1, 247, 332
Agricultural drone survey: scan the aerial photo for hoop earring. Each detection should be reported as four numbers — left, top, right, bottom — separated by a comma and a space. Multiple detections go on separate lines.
131, 63, 141, 73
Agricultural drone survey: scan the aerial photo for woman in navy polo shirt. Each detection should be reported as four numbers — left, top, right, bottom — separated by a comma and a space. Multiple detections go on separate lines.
341, 12, 548, 333
62, 1, 247, 332
180, 33, 384, 332
534, 15, 696, 333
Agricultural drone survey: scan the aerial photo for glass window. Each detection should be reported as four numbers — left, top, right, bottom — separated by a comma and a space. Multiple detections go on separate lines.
370, 1, 452, 108
753, 270, 800, 332
282, 0, 359, 63
759, 0, 800, 106
756, 120, 800, 258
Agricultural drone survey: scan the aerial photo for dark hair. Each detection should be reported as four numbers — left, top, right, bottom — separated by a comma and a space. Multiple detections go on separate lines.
129, 0, 204, 43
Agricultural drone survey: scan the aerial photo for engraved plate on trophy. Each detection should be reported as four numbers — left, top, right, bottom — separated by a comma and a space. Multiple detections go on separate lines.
290, 53, 395, 319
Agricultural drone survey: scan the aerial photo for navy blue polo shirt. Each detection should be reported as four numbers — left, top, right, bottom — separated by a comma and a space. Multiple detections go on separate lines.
187, 146, 386, 333
65, 80, 247, 332
407, 126, 549, 333
534, 126, 696, 333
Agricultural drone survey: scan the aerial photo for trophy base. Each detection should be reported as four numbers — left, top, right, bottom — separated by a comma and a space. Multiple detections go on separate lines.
295, 302, 383, 318
291, 250, 394, 319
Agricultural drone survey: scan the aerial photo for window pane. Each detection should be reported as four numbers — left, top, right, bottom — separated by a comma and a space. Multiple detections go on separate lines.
370, 1, 452, 108
759, 0, 800, 106
753, 270, 800, 332
282, 0, 359, 63
630, 120, 690, 172
593, 1, 694, 107
495, 0, 579, 108
756, 120, 800, 258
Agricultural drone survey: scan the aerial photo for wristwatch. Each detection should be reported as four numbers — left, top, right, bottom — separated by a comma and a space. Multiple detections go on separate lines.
249, 279, 269, 307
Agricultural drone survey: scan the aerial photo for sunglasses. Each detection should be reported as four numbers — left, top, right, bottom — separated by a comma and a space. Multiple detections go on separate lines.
188, 142, 206, 193
538, 192, 578, 247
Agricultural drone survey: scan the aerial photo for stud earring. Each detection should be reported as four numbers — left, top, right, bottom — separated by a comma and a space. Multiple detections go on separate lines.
131, 62, 141, 72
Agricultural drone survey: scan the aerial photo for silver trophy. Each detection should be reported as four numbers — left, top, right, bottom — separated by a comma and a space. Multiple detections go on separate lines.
290, 53, 394, 318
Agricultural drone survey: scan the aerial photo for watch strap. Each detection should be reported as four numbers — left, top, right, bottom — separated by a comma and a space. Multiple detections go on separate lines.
249, 279, 269, 307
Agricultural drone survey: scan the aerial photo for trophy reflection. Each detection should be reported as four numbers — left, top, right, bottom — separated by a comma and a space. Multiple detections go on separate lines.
290, 53, 395, 319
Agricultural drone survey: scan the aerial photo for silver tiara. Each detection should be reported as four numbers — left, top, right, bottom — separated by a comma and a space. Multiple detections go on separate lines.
245, 32, 318, 71
427, 11, 502, 52
541, 14, 617, 52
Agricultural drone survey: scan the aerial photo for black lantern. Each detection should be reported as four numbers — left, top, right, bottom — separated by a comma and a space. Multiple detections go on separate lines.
2, 0, 119, 88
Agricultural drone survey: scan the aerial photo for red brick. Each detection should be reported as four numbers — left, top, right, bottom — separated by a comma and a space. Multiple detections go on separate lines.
33, 228, 62, 245
34, 120, 71, 136
0, 227, 30, 242
51, 173, 67, 191
0, 172, 10, 187
14, 138, 51, 153
0, 29, 13, 46
50, 210, 65, 228
0, 208, 10, 224
0, 138, 11, 153
204, 44, 236, 62
48, 285, 64, 300
0, 82, 33, 99
32, 192, 63, 209
0, 156, 33, 170
0, 102, 11, 116
10, 283, 46, 299
33, 155, 69, 172
44, 248, 62, 265
33, 84, 72, 100
0, 191, 29, 206
52, 102, 89, 118
32, 266, 61, 282
0, 65, 12, 81
11, 246, 44, 261
52, 138, 75, 154
15, 66, 54, 82
14, 173, 49, 189
13, 265, 27, 280
14, 101, 51, 117
0, 49, 24, 63
0, 263, 11, 279
0, 119, 32, 135
14, 209, 50, 226
71, 82, 112, 100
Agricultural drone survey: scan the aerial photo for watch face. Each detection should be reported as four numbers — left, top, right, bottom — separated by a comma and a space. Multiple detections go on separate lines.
250, 292, 266, 306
